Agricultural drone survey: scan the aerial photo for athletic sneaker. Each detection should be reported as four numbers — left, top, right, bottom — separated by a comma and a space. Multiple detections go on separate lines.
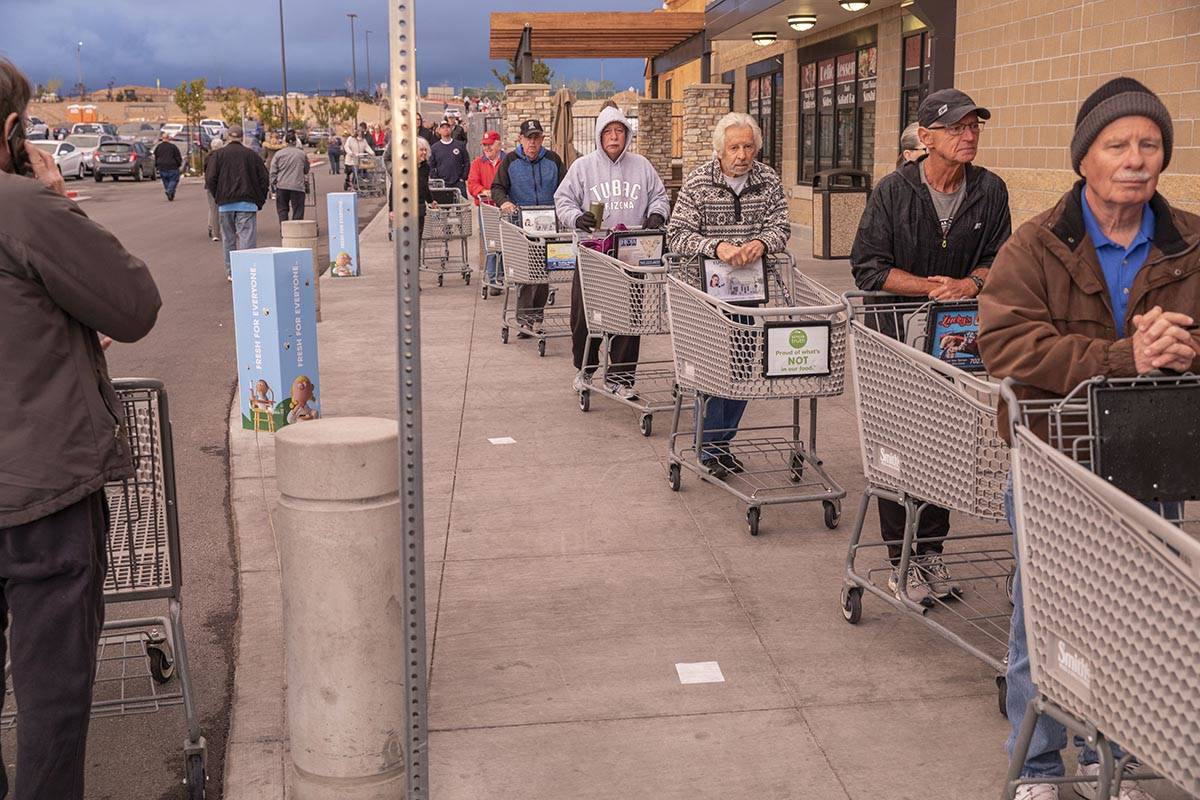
919, 552, 962, 599
887, 564, 933, 606
1015, 785, 1058, 800
1073, 763, 1151, 800
717, 451, 745, 473
488, 287, 502, 296
572, 373, 592, 393
604, 380, 637, 400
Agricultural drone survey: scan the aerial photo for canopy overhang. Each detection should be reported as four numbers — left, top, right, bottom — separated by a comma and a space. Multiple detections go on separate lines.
489, 12, 706, 60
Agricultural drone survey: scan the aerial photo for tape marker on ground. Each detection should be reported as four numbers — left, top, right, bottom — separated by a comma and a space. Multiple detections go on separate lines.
488, 436, 517, 445
675, 661, 725, 684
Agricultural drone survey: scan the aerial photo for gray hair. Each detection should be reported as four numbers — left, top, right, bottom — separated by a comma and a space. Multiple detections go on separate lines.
712, 112, 762, 155
899, 122, 922, 152
416, 137, 430, 157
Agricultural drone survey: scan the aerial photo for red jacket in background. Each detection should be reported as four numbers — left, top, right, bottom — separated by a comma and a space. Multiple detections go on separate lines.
467, 152, 504, 207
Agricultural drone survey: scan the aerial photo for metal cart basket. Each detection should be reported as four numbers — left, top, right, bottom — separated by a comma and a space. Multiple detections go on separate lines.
575, 243, 690, 436
497, 218, 573, 357
477, 202, 507, 299
840, 292, 1013, 716
352, 153, 386, 198
422, 188, 473, 287
2, 379, 207, 797
1003, 374, 1200, 800
664, 253, 847, 536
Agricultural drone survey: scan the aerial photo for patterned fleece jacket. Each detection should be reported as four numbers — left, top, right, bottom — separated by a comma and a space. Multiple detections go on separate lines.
666, 157, 791, 258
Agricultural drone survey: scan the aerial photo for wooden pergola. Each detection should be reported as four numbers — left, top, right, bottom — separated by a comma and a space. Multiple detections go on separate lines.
489, 11, 708, 87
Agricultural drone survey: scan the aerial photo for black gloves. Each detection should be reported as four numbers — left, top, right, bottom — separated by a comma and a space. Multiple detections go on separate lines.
575, 211, 597, 231
644, 213, 666, 230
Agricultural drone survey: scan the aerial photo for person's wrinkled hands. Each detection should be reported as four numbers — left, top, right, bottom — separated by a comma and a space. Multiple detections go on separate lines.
716, 241, 742, 265
26, 142, 66, 196
575, 211, 597, 232
1132, 306, 1196, 373
500, 201, 517, 214
927, 275, 977, 301
738, 239, 765, 265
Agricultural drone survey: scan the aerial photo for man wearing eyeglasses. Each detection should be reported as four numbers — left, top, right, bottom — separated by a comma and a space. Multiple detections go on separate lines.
849, 88, 1012, 605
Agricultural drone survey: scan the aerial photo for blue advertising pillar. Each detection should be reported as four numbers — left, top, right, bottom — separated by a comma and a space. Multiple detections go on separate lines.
327, 192, 361, 277
231, 247, 321, 432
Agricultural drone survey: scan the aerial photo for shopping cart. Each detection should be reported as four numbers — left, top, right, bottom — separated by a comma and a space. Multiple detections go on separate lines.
477, 202, 507, 299
1002, 373, 1200, 800
839, 292, 1013, 714
352, 153, 386, 198
422, 187, 473, 287
303, 169, 320, 234
574, 242, 689, 436
497, 218, 573, 357
664, 253, 847, 536
1, 379, 208, 797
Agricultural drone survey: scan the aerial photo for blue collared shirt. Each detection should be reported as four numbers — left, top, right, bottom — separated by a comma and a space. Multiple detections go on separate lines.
1081, 188, 1155, 330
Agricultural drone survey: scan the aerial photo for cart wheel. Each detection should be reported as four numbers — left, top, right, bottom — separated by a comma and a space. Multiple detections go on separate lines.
185, 753, 207, 799
638, 414, 653, 437
500, 327, 509, 344
547, 289, 556, 306
146, 642, 176, 684
579, 390, 590, 412
671, 384, 680, 400
464, 272, 471, 285
840, 585, 863, 624
481, 282, 489, 299
1005, 568, 1015, 606
823, 500, 841, 530
996, 675, 1008, 718
747, 507, 761, 536
537, 340, 546, 357
437, 274, 444, 287
789, 453, 804, 483
668, 463, 681, 492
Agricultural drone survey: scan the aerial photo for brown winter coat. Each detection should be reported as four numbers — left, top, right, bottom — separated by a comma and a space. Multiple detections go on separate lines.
979, 181, 1200, 443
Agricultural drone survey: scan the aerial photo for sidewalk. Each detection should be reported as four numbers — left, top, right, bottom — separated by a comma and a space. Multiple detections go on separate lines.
223, 214, 1186, 799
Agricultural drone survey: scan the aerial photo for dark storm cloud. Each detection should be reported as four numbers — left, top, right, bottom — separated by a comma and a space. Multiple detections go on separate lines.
3, 0, 656, 94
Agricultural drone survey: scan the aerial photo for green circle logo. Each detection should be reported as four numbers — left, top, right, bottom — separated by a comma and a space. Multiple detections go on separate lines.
789, 329, 808, 349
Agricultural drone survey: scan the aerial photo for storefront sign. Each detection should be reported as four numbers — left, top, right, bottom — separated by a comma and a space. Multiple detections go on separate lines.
818, 59, 835, 87
819, 87, 834, 111
763, 322, 832, 378
802, 91, 817, 113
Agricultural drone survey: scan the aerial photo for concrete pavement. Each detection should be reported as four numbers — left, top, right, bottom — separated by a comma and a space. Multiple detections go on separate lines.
224, 212, 1190, 800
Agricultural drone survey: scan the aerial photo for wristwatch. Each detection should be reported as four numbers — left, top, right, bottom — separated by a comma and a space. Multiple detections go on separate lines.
968, 274, 985, 293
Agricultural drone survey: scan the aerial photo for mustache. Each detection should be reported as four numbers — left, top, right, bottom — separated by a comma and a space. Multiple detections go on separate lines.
1114, 170, 1153, 181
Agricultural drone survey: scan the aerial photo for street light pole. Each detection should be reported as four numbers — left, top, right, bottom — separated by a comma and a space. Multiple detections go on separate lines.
278, 0, 290, 132
365, 30, 372, 100
347, 13, 358, 97
75, 41, 83, 100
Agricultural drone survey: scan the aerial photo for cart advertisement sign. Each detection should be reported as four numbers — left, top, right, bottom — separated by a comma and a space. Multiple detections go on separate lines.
702, 258, 769, 305
925, 301, 984, 372
763, 322, 832, 378
327, 192, 360, 277
545, 242, 576, 270
231, 247, 321, 432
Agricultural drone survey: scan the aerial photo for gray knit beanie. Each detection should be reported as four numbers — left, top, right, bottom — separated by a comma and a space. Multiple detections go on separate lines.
1071, 77, 1172, 175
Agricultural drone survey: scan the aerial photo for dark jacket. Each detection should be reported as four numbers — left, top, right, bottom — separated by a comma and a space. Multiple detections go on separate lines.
153, 140, 182, 172
979, 184, 1200, 443
327, 136, 343, 156
0, 172, 161, 528
491, 147, 564, 208
451, 123, 467, 143
851, 158, 1012, 291
205, 140, 270, 208
428, 138, 470, 185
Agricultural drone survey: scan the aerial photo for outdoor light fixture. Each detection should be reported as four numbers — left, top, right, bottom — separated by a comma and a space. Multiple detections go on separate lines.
751, 31, 778, 46
788, 14, 817, 31
838, 0, 870, 10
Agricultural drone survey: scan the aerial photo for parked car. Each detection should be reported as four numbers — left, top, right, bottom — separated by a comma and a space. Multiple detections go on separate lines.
92, 141, 157, 182
66, 134, 116, 174
199, 118, 228, 140
25, 115, 49, 139
51, 123, 71, 140
305, 128, 332, 147
70, 122, 119, 137
29, 139, 87, 180
117, 121, 161, 148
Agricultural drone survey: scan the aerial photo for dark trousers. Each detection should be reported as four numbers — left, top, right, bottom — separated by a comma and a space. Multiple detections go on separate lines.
569, 266, 640, 379
517, 284, 549, 327
0, 492, 108, 799
159, 169, 180, 199
877, 498, 949, 565
276, 189, 305, 222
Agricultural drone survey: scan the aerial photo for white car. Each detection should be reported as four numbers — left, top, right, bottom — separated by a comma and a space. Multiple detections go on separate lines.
29, 139, 87, 180
65, 134, 114, 174
160, 123, 184, 139
25, 115, 50, 139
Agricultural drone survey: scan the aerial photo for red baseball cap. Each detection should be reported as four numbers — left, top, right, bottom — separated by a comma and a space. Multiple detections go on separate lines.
481, 130, 500, 145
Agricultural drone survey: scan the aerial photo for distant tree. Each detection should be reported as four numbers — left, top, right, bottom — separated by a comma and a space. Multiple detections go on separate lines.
45, 77, 62, 95
220, 88, 253, 128
173, 78, 207, 133
312, 95, 335, 129
491, 58, 553, 87
253, 96, 283, 131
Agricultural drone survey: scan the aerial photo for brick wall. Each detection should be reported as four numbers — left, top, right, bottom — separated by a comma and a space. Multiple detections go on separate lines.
956, 0, 1200, 224
636, 98, 673, 187
681, 84, 733, 177
502, 84, 554, 152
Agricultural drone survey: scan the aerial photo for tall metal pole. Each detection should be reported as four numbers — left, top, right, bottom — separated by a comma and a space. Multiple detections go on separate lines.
347, 13, 359, 97
278, 0, 290, 132
389, 0, 428, 796
365, 30, 372, 100
75, 42, 83, 99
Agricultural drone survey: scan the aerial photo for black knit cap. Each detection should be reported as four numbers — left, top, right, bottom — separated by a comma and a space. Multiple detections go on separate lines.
1071, 76, 1172, 175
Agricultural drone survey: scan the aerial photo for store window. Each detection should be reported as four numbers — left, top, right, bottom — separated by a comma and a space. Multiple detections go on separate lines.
817, 58, 835, 174
902, 31, 932, 130
799, 63, 817, 183
799, 42, 876, 182
747, 63, 783, 172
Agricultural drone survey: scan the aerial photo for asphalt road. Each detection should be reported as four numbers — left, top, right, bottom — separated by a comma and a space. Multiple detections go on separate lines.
0, 155, 380, 799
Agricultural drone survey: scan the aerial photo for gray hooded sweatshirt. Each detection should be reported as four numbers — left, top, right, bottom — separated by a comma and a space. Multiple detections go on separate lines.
554, 106, 670, 231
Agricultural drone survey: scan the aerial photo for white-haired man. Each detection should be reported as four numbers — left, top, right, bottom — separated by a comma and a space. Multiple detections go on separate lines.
667, 112, 791, 477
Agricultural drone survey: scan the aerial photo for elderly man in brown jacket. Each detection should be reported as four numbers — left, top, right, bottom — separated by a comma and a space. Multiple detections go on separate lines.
979, 77, 1198, 800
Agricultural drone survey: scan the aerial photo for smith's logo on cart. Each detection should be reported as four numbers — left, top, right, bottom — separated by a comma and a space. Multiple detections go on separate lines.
1050, 635, 1092, 700
876, 446, 902, 476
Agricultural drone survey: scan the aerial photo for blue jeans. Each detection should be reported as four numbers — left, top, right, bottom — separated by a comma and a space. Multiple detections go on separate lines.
220, 211, 258, 275
696, 395, 748, 461
328, 153, 341, 174
485, 253, 503, 283
159, 169, 180, 198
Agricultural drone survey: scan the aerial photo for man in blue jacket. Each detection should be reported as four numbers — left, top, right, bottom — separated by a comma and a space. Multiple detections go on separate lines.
491, 119, 565, 332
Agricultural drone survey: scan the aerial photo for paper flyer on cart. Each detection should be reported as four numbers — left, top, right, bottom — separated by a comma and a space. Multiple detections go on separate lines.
545, 242, 576, 270
702, 258, 768, 304
763, 322, 831, 378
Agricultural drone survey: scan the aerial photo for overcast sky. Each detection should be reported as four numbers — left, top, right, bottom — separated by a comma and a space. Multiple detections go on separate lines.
4, 0, 656, 95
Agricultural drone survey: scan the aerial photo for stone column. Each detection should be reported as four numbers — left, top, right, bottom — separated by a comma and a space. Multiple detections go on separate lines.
281, 219, 321, 322
275, 417, 405, 800
682, 84, 733, 178
634, 97, 672, 189
501, 83, 553, 151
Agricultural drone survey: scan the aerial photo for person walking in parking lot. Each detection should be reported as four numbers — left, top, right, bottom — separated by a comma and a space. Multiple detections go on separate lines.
204, 137, 225, 241
327, 132, 343, 175
269, 132, 310, 223
205, 125, 269, 281
153, 131, 182, 201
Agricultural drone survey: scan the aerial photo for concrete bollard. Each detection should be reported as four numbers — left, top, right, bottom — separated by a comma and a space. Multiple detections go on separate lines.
281, 219, 322, 322
275, 417, 405, 799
